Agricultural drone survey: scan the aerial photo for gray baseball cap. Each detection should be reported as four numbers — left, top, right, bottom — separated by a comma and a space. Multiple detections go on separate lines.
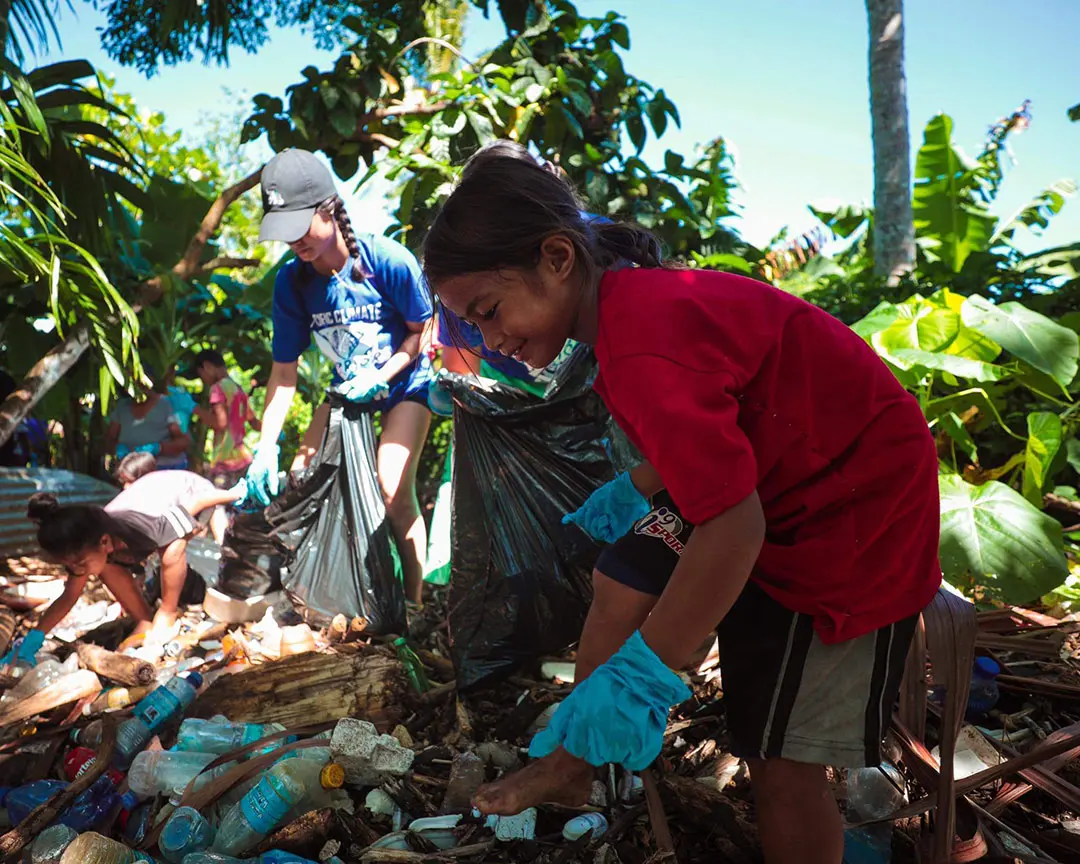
258, 149, 338, 243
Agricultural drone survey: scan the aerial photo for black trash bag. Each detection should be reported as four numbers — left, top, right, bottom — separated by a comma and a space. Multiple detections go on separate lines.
217, 509, 286, 598
444, 346, 635, 691
263, 397, 406, 634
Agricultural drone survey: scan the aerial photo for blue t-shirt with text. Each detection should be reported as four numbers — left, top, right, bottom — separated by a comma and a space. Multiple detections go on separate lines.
272, 234, 433, 405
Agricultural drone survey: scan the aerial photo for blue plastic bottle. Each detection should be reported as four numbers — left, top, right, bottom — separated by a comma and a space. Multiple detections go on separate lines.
160, 806, 215, 863
134, 672, 204, 731
114, 672, 204, 770
3, 775, 137, 831
210, 763, 305, 856
966, 656, 1001, 721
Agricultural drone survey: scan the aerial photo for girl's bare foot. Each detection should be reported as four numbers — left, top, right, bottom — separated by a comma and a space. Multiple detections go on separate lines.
473, 747, 593, 816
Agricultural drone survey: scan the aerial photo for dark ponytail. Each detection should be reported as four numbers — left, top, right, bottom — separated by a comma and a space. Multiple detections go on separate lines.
319, 195, 369, 281
27, 492, 120, 558
422, 154, 665, 296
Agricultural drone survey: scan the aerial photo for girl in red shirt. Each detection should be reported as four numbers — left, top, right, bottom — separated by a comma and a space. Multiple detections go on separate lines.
423, 154, 941, 864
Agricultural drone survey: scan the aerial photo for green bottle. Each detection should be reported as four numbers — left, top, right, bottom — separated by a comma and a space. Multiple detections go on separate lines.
393, 637, 431, 694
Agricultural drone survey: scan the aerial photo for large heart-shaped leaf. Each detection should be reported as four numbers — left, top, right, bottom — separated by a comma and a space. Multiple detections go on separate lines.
1023, 411, 1064, 505
938, 474, 1068, 603
873, 296, 958, 354
888, 348, 1010, 382
962, 294, 1079, 390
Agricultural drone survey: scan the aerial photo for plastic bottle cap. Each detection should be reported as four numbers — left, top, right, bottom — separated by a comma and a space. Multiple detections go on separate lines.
321, 763, 345, 790
185, 671, 204, 689
974, 656, 1001, 678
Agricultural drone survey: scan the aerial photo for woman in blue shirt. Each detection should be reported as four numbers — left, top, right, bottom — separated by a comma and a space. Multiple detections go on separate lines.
247, 148, 433, 604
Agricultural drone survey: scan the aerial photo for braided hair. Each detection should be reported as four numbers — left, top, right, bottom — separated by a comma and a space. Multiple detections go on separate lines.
317, 195, 369, 281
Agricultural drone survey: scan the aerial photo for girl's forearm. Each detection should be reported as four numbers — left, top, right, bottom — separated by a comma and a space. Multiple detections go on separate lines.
37, 580, 85, 635
260, 363, 298, 447
187, 488, 246, 517
378, 332, 422, 382
639, 491, 765, 670
630, 461, 664, 497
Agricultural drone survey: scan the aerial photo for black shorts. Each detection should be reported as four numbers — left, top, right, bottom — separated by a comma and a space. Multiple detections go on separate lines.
111, 506, 202, 559
596, 491, 920, 768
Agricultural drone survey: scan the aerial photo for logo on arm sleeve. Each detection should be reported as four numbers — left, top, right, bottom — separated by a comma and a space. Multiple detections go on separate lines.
634, 507, 686, 555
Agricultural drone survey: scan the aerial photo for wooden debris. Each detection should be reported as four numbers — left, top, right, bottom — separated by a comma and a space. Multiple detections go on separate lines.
75, 641, 155, 687
252, 807, 334, 858
0, 609, 16, 659
191, 649, 409, 729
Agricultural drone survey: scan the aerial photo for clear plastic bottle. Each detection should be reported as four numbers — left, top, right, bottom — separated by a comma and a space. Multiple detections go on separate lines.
210, 761, 306, 856
29, 824, 78, 864
180, 854, 251, 864
177, 719, 287, 757
128, 750, 222, 798
58, 832, 154, 864
275, 759, 346, 821
133, 672, 204, 731
160, 805, 215, 863
562, 812, 607, 841
847, 763, 906, 821
1, 655, 79, 704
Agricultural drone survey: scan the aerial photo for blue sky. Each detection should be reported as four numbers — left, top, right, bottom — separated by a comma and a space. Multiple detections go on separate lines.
42, 0, 1080, 254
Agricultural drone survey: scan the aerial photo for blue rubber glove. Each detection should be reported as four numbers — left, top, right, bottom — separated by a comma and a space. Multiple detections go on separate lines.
338, 369, 389, 404
530, 631, 691, 770
562, 472, 650, 543
0, 629, 45, 668
135, 442, 161, 455
427, 370, 454, 417
245, 442, 281, 507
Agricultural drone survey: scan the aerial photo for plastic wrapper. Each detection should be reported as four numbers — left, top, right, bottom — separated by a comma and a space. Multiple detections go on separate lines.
442, 346, 635, 691
263, 397, 406, 635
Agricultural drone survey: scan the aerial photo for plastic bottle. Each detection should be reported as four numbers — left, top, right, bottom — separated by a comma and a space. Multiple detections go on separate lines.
134, 672, 204, 731
966, 656, 1001, 720
71, 719, 104, 748
58, 832, 154, 864
128, 750, 222, 797
181, 855, 252, 864
113, 716, 154, 771
29, 824, 78, 864
210, 761, 306, 856
160, 806, 215, 863
64, 746, 127, 787
847, 763, 906, 821
441, 751, 485, 814
843, 824, 892, 864
123, 801, 155, 847
562, 812, 608, 841
2, 655, 79, 703
178, 719, 287, 757
277, 760, 346, 821
393, 637, 430, 694
3, 776, 127, 831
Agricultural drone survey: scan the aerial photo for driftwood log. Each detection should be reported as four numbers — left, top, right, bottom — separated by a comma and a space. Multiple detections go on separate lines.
0, 610, 15, 659
191, 650, 409, 729
75, 642, 155, 687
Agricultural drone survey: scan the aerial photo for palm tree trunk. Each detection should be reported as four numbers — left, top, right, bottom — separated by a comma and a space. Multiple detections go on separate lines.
866, 0, 915, 284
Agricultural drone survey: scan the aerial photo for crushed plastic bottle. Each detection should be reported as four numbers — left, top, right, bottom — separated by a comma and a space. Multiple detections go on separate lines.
966, 656, 1001, 721
275, 759, 347, 821
847, 763, 906, 821
160, 806, 215, 863
393, 637, 431, 693
843, 824, 892, 864
128, 750, 224, 797
178, 719, 288, 757
562, 812, 607, 841
122, 801, 154, 848
64, 746, 126, 788
29, 824, 78, 864
58, 832, 154, 864
3, 775, 129, 832
210, 761, 305, 856
488, 808, 537, 841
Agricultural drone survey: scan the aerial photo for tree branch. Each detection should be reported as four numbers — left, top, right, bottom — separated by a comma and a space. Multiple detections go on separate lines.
173, 166, 263, 280
357, 131, 401, 150
197, 256, 261, 274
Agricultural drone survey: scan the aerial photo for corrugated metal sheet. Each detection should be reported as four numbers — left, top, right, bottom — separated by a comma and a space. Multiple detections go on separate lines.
0, 468, 118, 556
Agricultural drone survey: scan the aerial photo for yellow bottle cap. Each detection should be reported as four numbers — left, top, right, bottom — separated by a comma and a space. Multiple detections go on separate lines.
321, 762, 345, 790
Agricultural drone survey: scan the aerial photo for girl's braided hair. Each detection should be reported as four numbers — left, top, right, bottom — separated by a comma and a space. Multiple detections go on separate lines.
317, 195, 369, 281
